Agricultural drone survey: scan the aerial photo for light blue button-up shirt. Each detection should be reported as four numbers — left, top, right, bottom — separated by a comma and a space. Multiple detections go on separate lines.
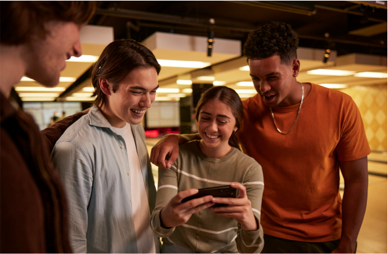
51, 106, 157, 253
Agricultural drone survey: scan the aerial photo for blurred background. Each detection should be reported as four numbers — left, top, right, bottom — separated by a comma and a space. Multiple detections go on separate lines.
10, 2, 387, 252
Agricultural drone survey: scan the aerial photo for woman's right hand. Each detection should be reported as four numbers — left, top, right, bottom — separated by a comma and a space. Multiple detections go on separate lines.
160, 188, 215, 228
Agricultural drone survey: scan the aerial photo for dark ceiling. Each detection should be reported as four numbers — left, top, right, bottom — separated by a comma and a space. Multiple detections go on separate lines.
89, 1, 387, 57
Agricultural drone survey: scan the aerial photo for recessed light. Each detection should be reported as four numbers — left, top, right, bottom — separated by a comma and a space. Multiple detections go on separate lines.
236, 81, 253, 86
21, 97, 56, 101
235, 89, 257, 94
197, 76, 215, 81
354, 72, 387, 78
66, 97, 95, 101
157, 59, 211, 68
67, 55, 99, 63
15, 87, 66, 92
176, 80, 193, 85
167, 93, 187, 98
307, 69, 355, 76
82, 87, 95, 92
239, 66, 250, 71
157, 88, 180, 93
181, 88, 193, 93
19, 93, 59, 97
72, 93, 95, 97
213, 81, 226, 86
20, 76, 76, 82
319, 84, 348, 89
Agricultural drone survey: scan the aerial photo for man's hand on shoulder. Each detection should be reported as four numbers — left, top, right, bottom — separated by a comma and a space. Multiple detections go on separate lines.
150, 133, 200, 169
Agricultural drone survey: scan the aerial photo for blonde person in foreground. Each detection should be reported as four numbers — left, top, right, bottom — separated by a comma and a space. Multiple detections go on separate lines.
151, 86, 264, 253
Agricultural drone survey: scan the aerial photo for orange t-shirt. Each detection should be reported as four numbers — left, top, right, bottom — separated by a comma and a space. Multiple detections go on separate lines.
237, 83, 370, 242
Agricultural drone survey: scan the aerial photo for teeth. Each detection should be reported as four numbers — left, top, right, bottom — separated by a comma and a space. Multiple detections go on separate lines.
132, 109, 145, 114
206, 134, 219, 139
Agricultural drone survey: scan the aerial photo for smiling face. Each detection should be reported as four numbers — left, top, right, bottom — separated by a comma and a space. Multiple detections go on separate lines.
197, 99, 237, 158
25, 21, 83, 87
249, 55, 301, 107
103, 67, 159, 127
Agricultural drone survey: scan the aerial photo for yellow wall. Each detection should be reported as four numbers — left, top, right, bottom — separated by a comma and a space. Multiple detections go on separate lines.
341, 84, 387, 152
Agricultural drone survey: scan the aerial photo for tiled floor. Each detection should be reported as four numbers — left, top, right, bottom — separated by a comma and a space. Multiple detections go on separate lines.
146, 139, 387, 253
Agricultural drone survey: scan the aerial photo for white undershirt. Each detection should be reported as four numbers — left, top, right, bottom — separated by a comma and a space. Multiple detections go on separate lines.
112, 123, 156, 253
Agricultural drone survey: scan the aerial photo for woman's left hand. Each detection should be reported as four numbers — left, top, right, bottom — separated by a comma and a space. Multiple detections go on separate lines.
209, 182, 258, 231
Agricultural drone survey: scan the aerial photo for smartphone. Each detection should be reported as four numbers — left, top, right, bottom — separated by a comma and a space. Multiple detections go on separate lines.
181, 185, 238, 207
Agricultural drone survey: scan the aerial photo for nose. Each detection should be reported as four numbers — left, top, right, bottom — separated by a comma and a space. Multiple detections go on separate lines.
259, 81, 271, 94
73, 39, 82, 57
209, 120, 218, 132
140, 93, 153, 108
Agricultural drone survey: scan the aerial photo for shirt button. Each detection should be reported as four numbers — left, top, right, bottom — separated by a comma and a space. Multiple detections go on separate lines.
120, 145, 124, 149
127, 173, 129, 176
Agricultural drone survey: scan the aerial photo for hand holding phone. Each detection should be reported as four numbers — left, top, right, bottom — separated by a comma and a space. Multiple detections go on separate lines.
181, 185, 238, 207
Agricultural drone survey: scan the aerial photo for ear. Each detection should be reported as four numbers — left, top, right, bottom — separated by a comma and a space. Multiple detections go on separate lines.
99, 78, 111, 96
292, 59, 301, 77
233, 127, 238, 133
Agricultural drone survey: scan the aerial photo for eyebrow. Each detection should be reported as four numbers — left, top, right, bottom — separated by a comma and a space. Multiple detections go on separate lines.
129, 84, 159, 91
200, 111, 231, 119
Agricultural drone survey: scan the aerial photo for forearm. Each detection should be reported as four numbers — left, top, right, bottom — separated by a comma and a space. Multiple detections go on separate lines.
338, 181, 368, 252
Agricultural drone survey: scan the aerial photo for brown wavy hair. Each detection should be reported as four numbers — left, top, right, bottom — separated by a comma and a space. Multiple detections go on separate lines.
91, 39, 161, 109
243, 21, 299, 64
0, 1, 96, 45
195, 86, 243, 151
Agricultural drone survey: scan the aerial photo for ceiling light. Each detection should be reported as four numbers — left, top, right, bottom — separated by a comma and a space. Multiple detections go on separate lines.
82, 87, 95, 92
20, 76, 76, 82
167, 93, 187, 98
72, 93, 95, 97
236, 81, 253, 86
21, 97, 56, 101
67, 55, 99, 63
213, 81, 226, 86
197, 76, 215, 81
307, 69, 355, 76
15, 87, 66, 92
181, 88, 193, 93
354, 72, 387, 78
59, 77, 77, 82
319, 84, 348, 89
239, 66, 250, 71
18, 93, 59, 97
157, 88, 180, 93
238, 94, 254, 98
66, 97, 95, 101
157, 59, 211, 68
177, 80, 193, 85
155, 97, 178, 101
235, 89, 257, 94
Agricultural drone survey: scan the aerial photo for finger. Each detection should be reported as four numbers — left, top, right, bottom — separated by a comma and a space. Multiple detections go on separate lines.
166, 149, 179, 169
231, 182, 247, 199
180, 195, 214, 210
211, 197, 244, 207
187, 201, 215, 214
173, 188, 199, 204
157, 147, 172, 169
150, 145, 160, 166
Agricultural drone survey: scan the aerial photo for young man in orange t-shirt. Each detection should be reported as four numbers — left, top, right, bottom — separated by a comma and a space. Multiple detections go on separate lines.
150, 21, 370, 253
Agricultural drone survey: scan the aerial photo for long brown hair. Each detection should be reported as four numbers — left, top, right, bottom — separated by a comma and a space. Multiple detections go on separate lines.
195, 86, 243, 150
91, 39, 161, 109
1, 1, 96, 45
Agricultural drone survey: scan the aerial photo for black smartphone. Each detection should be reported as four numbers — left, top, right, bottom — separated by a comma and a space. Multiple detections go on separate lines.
181, 185, 238, 207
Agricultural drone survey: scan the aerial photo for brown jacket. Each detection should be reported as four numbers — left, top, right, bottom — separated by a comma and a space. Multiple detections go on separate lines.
0, 92, 73, 253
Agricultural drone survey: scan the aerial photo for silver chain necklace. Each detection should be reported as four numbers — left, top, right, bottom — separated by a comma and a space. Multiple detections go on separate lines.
269, 83, 304, 135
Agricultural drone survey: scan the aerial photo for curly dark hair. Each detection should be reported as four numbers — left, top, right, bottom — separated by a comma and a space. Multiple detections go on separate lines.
243, 21, 299, 64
